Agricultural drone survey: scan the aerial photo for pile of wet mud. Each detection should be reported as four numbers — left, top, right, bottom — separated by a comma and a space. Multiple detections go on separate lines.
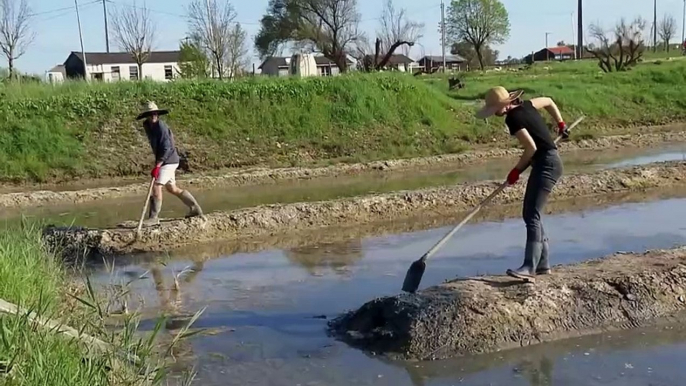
42, 161, 686, 261
4, 130, 686, 209
327, 246, 686, 361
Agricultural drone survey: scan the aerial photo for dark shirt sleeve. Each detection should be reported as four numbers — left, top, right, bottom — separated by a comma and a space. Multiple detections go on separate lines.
505, 113, 523, 136
156, 121, 176, 165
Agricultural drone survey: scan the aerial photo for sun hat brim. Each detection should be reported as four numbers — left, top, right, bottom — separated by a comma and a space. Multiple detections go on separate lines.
474, 89, 524, 119
136, 109, 169, 120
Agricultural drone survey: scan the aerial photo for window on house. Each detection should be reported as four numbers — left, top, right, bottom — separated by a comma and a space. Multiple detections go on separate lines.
111, 66, 120, 81
319, 65, 332, 76
164, 65, 173, 80
129, 65, 138, 80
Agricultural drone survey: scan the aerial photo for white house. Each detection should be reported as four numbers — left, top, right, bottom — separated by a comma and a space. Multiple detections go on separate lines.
258, 54, 355, 77
46, 64, 66, 83
62, 51, 181, 82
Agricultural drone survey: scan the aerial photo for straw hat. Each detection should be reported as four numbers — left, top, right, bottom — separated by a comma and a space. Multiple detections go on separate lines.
136, 101, 169, 120
475, 87, 524, 119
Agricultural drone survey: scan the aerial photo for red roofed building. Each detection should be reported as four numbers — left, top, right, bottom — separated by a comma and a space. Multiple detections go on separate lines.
525, 46, 575, 62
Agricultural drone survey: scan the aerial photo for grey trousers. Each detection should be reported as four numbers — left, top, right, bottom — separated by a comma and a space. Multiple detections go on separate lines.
523, 149, 563, 244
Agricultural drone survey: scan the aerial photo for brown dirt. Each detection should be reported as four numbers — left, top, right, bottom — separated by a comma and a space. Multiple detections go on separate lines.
43, 161, 686, 261
326, 246, 686, 361
97, 185, 686, 266
4, 130, 686, 209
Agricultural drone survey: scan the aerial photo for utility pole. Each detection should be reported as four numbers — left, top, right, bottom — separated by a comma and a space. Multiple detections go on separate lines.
545, 32, 551, 61
654, 0, 657, 52
682, 0, 685, 46
103, 0, 110, 52
75, 0, 89, 82
577, 0, 583, 60
571, 12, 576, 60
441, 0, 446, 73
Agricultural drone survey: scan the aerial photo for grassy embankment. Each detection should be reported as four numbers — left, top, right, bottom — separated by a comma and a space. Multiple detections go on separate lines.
1, 57, 686, 184
0, 223, 198, 385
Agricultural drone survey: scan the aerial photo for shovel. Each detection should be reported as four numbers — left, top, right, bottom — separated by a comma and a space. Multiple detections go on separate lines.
136, 177, 156, 238
401, 115, 586, 293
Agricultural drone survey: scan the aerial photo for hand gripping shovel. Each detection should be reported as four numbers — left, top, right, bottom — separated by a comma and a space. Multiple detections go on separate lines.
401, 115, 586, 293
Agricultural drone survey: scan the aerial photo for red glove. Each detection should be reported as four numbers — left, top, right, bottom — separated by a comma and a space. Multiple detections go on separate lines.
506, 167, 520, 185
151, 164, 161, 179
557, 121, 569, 138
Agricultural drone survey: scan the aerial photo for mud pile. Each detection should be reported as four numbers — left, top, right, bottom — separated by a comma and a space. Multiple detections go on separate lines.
327, 247, 686, 361
42, 161, 686, 260
4, 130, 686, 209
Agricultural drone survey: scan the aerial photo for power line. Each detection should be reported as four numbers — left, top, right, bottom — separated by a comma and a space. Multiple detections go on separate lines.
105, 0, 259, 25
32, 0, 100, 19
38, 1, 101, 22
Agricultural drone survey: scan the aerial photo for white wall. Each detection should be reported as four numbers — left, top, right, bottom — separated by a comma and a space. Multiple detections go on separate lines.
46, 71, 64, 83
86, 62, 180, 82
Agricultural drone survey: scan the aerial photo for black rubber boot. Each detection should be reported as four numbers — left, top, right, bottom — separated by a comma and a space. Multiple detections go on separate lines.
536, 237, 551, 275
506, 241, 542, 281
179, 190, 204, 218
143, 196, 161, 227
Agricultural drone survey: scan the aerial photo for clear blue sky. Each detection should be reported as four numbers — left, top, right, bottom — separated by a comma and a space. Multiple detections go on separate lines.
18, 0, 685, 74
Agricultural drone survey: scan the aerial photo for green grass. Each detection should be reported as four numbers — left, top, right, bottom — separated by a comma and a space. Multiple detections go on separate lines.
0, 222, 198, 385
2, 59, 686, 184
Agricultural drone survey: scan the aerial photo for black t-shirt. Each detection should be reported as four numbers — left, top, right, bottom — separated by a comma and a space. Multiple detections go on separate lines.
505, 100, 556, 159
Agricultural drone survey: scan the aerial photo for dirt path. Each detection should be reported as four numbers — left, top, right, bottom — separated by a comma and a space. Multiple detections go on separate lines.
43, 161, 686, 261
5, 130, 686, 209
327, 246, 686, 361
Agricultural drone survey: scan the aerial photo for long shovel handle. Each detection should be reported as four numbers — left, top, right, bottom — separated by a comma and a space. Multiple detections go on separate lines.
419, 115, 585, 263
136, 177, 156, 236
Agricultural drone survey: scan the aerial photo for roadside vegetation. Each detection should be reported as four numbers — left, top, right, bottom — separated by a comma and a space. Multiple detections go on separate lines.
0, 222, 198, 386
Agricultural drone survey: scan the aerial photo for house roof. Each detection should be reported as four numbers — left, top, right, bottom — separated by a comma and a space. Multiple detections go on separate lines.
67, 51, 181, 65
48, 64, 65, 74
258, 55, 354, 70
419, 55, 466, 63
363, 54, 415, 65
544, 46, 574, 55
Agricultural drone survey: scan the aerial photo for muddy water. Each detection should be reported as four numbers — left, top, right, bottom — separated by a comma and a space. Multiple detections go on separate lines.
6, 144, 686, 229
86, 193, 686, 386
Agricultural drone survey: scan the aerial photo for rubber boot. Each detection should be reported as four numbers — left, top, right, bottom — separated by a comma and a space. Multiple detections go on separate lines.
178, 190, 204, 218
536, 237, 551, 275
143, 196, 161, 227
506, 241, 542, 281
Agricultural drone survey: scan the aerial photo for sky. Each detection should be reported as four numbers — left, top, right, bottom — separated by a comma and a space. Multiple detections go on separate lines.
15, 0, 686, 75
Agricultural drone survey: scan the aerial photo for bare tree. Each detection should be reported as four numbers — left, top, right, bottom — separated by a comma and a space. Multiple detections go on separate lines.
377, 0, 423, 56
225, 22, 249, 79
255, 0, 362, 73
658, 14, 677, 51
0, 0, 35, 79
586, 17, 646, 72
188, 0, 242, 79
110, 1, 156, 80
356, 0, 424, 72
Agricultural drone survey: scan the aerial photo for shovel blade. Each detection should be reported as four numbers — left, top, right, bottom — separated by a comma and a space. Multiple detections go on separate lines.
401, 259, 426, 293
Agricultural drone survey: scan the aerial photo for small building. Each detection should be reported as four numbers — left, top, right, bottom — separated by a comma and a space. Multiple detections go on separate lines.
525, 46, 575, 62
258, 55, 355, 76
63, 51, 181, 82
362, 54, 419, 72
46, 64, 66, 83
417, 55, 467, 72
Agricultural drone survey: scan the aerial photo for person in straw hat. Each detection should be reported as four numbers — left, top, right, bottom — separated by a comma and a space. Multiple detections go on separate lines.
137, 101, 204, 226
475, 86, 569, 282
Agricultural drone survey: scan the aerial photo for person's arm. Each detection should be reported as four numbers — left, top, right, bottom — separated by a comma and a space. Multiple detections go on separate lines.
530, 97, 563, 124
156, 122, 175, 166
512, 129, 537, 172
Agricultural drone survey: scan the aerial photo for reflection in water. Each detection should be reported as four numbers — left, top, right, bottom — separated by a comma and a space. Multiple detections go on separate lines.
284, 239, 364, 276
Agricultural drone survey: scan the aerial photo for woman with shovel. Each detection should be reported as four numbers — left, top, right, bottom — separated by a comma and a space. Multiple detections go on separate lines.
475, 87, 569, 281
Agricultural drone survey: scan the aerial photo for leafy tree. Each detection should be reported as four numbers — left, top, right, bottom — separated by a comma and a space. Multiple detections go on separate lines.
177, 38, 210, 79
254, 0, 362, 73
451, 40, 498, 69
445, 0, 509, 70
